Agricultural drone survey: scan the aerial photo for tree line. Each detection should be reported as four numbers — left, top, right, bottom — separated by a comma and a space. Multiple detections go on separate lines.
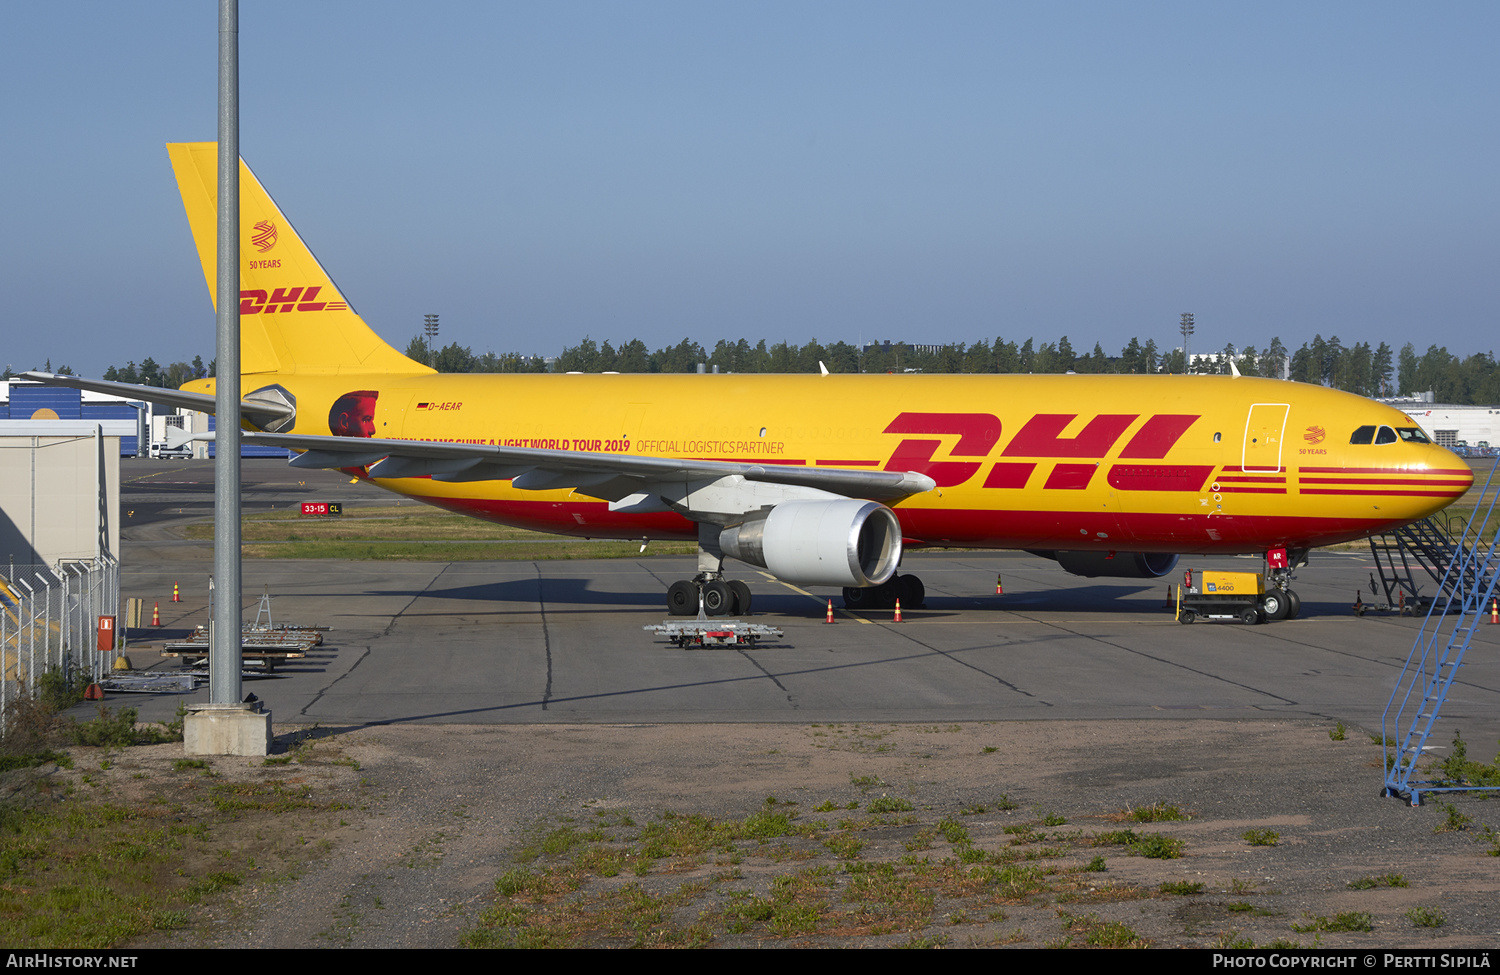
427, 332, 1500, 405
16, 333, 1500, 406
99, 356, 211, 388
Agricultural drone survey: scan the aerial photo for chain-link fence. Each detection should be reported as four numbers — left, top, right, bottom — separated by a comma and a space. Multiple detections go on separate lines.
1, 555, 120, 735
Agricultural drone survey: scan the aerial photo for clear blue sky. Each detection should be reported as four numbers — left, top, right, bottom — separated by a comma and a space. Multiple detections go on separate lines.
2, 2, 1496, 375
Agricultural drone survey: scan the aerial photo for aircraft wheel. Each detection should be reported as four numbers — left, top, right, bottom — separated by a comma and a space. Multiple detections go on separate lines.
843, 586, 874, 610
1286, 589, 1301, 619
1239, 606, 1260, 626
1260, 591, 1291, 622
898, 574, 926, 609
701, 581, 732, 616
1179, 609, 1196, 624
667, 580, 697, 616
728, 580, 752, 617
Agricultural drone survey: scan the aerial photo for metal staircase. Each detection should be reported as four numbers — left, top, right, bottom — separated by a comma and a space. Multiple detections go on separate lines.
1369, 511, 1493, 613
1382, 460, 1500, 804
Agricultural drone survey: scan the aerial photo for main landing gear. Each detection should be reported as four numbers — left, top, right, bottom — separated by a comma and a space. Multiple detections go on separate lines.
666, 526, 754, 617
666, 575, 753, 617
842, 573, 926, 611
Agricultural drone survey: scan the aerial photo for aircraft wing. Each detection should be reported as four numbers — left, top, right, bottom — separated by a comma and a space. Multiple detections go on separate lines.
241, 430, 937, 510
20, 372, 296, 432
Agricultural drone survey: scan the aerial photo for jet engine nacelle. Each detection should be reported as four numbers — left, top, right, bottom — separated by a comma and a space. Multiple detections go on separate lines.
1044, 550, 1180, 579
720, 499, 902, 588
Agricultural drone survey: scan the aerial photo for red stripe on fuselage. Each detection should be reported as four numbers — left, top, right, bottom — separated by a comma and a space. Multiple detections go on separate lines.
1299, 476, 1472, 487
1299, 466, 1473, 476
1107, 464, 1215, 492
1299, 489, 1468, 498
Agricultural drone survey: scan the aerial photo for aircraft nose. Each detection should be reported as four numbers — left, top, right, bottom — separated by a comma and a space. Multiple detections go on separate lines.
1417, 447, 1474, 517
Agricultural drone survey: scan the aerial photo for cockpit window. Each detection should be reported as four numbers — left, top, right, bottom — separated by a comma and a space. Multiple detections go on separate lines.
1396, 427, 1431, 444
1350, 425, 1375, 445
1375, 425, 1398, 445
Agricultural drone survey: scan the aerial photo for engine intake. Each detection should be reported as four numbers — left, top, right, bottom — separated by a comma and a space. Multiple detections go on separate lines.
1043, 550, 1180, 579
720, 499, 902, 588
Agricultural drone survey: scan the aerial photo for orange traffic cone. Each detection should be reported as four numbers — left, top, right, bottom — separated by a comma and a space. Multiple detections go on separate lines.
151, 602, 160, 626
172, 582, 180, 603
893, 598, 903, 623
995, 573, 1003, 595
825, 599, 835, 623
1491, 597, 1498, 624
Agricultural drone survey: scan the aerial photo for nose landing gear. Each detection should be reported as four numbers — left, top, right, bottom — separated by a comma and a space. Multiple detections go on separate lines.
1261, 546, 1307, 621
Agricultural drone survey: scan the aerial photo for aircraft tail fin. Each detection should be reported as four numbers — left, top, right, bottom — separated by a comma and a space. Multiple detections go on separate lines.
167, 143, 433, 377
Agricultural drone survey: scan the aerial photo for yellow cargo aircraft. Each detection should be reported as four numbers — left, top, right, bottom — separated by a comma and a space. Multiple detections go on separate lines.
29, 144, 1474, 620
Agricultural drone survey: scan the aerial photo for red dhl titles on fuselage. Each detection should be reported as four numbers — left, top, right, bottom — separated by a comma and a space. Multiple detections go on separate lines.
322, 373, 1470, 555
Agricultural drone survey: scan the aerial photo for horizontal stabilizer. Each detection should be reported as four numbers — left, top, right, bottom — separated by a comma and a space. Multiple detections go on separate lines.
164, 427, 202, 449
21, 372, 295, 430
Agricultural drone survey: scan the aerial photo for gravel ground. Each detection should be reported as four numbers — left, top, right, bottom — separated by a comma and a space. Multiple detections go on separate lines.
115, 717, 1500, 949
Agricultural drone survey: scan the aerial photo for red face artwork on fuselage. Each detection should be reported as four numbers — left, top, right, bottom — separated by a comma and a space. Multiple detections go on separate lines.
329, 390, 378, 439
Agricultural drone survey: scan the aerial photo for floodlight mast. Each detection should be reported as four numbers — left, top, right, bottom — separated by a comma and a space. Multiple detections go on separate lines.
212, 0, 242, 708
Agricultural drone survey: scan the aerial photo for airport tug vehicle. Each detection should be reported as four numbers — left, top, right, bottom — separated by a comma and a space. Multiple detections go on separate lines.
1176, 568, 1291, 625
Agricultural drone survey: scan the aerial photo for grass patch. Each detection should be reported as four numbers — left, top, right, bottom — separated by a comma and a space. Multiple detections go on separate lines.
867, 795, 914, 814
67, 706, 184, 748
1437, 732, 1500, 788
823, 832, 865, 860
1159, 880, 1204, 895
1348, 873, 1408, 890
0, 750, 364, 947
1242, 828, 1280, 847
935, 818, 970, 845
1213, 930, 1257, 949
1406, 906, 1447, 928
465, 794, 1173, 948
1128, 834, 1185, 860
185, 505, 698, 561
1059, 910, 1149, 948
1434, 803, 1472, 834
1292, 911, 1373, 933
1124, 802, 1189, 823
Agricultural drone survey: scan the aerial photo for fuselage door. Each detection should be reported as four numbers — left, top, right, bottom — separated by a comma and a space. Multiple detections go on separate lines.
1243, 403, 1290, 473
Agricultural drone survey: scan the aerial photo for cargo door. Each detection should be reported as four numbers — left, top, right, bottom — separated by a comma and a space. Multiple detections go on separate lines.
1243, 403, 1290, 473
